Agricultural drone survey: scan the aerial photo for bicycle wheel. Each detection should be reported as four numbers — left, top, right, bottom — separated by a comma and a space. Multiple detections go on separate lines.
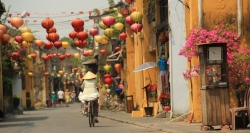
88, 102, 92, 127
91, 101, 95, 127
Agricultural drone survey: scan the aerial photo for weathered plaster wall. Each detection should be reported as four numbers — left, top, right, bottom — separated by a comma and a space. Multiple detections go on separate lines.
12, 75, 22, 110
169, 0, 190, 116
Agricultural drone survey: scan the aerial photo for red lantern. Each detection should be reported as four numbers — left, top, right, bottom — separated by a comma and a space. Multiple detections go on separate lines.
41, 18, 54, 30
42, 56, 49, 62
0, 30, 3, 38
71, 18, 84, 30
48, 33, 59, 43
125, 0, 134, 3
102, 16, 116, 27
44, 72, 50, 77
58, 55, 65, 61
79, 41, 87, 48
74, 27, 84, 32
130, 23, 143, 33
114, 63, 122, 73
45, 42, 53, 49
89, 28, 98, 36
83, 51, 89, 57
100, 49, 106, 54
46, 34, 51, 42
73, 68, 78, 72
76, 31, 88, 41
163, 106, 171, 111
31, 53, 37, 59
2, 34, 11, 45
14, 36, 23, 43
104, 77, 112, 84
121, 8, 129, 15
69, 31, 77, 39
104, 74, 111, 78
0, 24, 7, 33
48, 53, 54, 58
11, 52, 20, 58
88, 49, 94, 56
125, 16, 134, 25
115, 46, 121, 51
10, 17, 24, 29
66, 53, 72, 58
54, 41, 62, 49
119, 32, 127, 40
74, 40, 81, 47
34, 39, 44, 47
46, 27, 57, 33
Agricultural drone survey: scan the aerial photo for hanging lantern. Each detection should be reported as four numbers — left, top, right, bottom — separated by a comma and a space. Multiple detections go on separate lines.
62, 41, 69, 49
59, 70, 64, 75
102, 16, 116, 27
48, 33, 59, 43
46, 34, 51, 42
27, 54, 32, 60
100, 49, 106, 54
46, 27, 57, 34
21, 32, 34, 42
34, 39, 44, 47
20, 26, 31, 34
121, 8, 129, 15
74, 53, 80, 58
114, 63, 122, 73
82, 51, 89, 57
58, 55, 66, 61
11, 52, 20, 58
115, 46, 121, 51
71, 18, 84, 30
42, 56, 50, 62
88, 49, 94, 56
0, 24, 6, 33
76, 31, 88, 41
22, 41, 30, 47
115, 76, 122, 83
2, 34, 11, 45
125, 0, 134, 3
100, 38, 109, 45
99, 21, 108, 30
45, 42, 53, 49
94, 35, 103, 43
31, 53, 37, 59
69, 31, 77, 39
14, 36, 23, 43
0, 30, 3, 38
74, 40, 81, 47
104, 84, 110, 89
104, 28, 114, 38
80, 41, 87, 48
48, 53, 54, 58
130, 23, 143, 33
66, 53, 72, 58
104, 77, 113, 85
74, 27, 84, 32
114, 23, 124, 31
41, 18, 54, 30
10, 17, 24, 29
89, 28, 98, 36
119, 32, 127, 40
73, 68, 78, 72
28, 72, 33, 77
130, 11, 143, 23
44, 72, 50, 77
104, 74, 111, 78
158, 32, 167, 43
103, 64, 112, 73
54, 41, 62, 49
125, 16, 134, 25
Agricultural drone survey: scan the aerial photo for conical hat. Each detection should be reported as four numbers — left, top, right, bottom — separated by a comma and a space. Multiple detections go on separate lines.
83, 71, 97, 79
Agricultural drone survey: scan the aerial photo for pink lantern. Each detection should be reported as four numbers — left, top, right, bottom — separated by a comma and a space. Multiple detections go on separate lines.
14, 36, 23, 43
89, 28, 98, 36
130, 23, 143, 33
102, 16, 116, 27
125, 16, 134, 25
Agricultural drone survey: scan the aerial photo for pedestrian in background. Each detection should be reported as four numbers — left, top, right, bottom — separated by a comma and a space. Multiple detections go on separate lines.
71, 91, 76, 104
64, 89, 70, 107
57, 89, 64, 107
51, 91, 57, 107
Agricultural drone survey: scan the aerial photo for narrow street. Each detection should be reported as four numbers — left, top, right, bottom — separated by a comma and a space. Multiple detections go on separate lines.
0, 103, 162, 133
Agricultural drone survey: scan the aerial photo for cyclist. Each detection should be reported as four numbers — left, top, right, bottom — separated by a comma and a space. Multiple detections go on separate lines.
78, 71, 100, 123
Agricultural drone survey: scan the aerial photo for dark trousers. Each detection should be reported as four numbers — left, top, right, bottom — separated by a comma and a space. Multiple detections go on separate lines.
85, 99, 98, 116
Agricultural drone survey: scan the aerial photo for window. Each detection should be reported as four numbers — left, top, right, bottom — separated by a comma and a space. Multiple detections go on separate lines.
159, 0, 168, 23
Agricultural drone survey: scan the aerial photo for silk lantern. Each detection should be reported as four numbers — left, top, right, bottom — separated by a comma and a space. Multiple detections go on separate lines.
125, 16, 134, 25
44, 72, 50, 77
114, 23, 124, 31
31, 53, 37, 59
73, 68, 78, 72
88, 49, 94, 56
74, 53, 80, 59
22, 32, 34, 42
125, 0, 134, 3
45, 42, 53, 49
62, 41, 69, 49
41, 18, 54, 30
104, 74, 111, 78
76, 31, 88, 41
11, 52, 20, 58
104, 28, 114, 38
48, 54, 54, 58
2, 34, 11, 45
130, 23, 143, 33
58, 55, 66, 61
130, 11, 143, 23
10, 17, 24, 29
14, 36, 23, 43
100, 49, 106, 54
27, 54, 32, 60
89, 28, 98, 36
114, 63, 122, 73
0, 24, 6, 33
71, 18, 84, 30
0, 30, 3, 38
46, 27, 57, 33
20, 26, 31, 33
34, 39, 44, 47
158, 32, 167, 43
104, 77, 112, 85
42, 56, 49, 62
22, 41, 30, 47
54, 41, 62, 49
103, 64, 112, 73
48, 33, 59, 43
119, 32, 127, 40
102, 16, 116, 27
104, 84, 110, 89
83, 51, 89, 57
69, 31, 77, 39
59, 70, 64, 75
66, 53, 72, 58
94, 35, 103, 43
99, 21, 108, 30
100, 38, 109, 45
28, 72, 33, 77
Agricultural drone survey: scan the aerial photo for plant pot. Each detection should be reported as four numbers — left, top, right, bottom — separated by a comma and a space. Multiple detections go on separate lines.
144, 107, 153, 116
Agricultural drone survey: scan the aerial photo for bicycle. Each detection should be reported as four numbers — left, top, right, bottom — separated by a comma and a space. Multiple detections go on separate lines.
86, 100, 95, 127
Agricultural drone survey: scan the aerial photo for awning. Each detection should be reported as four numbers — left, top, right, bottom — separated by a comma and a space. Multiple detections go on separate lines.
106, 50, 122, 62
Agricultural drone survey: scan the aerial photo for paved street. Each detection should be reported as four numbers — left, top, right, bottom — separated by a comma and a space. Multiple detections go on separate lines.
0, 103, 162, 133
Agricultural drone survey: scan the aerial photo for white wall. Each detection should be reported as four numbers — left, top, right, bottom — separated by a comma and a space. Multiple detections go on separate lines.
12, 74, 23, 110
168, 0, 189, 116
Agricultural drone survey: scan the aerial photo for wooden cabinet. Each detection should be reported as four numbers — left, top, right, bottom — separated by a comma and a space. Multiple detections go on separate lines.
197, 43, 231, 126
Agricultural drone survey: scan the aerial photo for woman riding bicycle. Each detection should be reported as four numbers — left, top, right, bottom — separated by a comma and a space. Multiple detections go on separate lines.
78, 71, 100, 123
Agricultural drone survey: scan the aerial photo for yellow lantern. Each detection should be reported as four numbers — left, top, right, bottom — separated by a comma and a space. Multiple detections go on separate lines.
99, 21, 108, 30
28, 72, 33, 77
130, 11, 143, 23
21, 26, 31, 33
27, 54, 32, 60
114, 23, 124, 31
74, 53, 80, 59
22, 32, 34, 42
22, 41, 30, 47
100, 39, 108, 45
59, 70, 64, 75
104, 28, 114, 38
95, 35, 103, 43
62, 41, 69, 49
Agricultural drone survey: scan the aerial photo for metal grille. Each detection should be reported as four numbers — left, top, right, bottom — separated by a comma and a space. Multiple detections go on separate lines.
159, 0, 168, 23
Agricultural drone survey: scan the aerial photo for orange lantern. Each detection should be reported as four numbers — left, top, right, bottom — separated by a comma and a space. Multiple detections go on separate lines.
48, 33, 59, 43
0, 24, 6, 33
10, 17, 24, 29
22, 41, 30, 47
114, 63, 122, 73
46, 27, 57, 33
22, 32, 34, 42
88, 49, 94, 56
71, 18, 84, 30
95, 35, 103, 43
2, 34, 11, 45
41, 17, 54, 30
21, 26, 31, 33
76, 31, 88, 41
34, 39, 44, 47
28, 72, 33, 77
59, 70, 64, 75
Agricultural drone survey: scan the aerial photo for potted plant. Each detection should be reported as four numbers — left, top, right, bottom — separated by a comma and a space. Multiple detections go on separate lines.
13, 95, 20, 109
159, 92, 171, 111
143, 84, 158, 116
